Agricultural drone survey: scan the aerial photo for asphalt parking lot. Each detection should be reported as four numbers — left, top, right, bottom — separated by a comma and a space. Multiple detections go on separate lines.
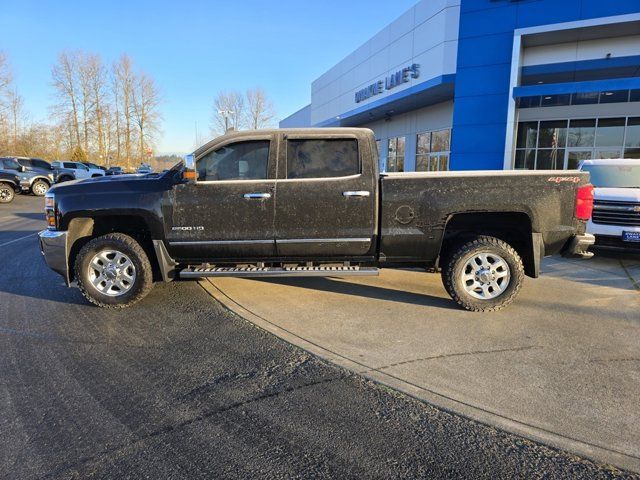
1, 195, 638, 479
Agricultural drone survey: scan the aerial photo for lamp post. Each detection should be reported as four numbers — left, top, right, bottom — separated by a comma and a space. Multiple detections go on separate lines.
218, 109, 234, 133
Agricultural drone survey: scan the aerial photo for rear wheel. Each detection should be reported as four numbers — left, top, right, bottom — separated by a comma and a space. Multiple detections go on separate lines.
0, 183, 15, 203
31, 179, 49, 196
442, 235, 524, 312
75, 233, 153, 308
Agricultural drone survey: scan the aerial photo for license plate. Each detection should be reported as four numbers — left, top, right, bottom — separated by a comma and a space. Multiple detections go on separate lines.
622, 231, 640, 243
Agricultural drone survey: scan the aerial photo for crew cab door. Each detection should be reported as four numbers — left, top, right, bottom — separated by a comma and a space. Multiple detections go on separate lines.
167, 134, 277, 261
274, 132, 377, 257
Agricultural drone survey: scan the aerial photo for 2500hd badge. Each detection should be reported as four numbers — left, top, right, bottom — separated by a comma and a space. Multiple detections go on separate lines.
39, 128, 595, 312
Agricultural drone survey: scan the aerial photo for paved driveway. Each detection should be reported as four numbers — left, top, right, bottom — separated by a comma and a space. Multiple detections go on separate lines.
202, 255, 640, 472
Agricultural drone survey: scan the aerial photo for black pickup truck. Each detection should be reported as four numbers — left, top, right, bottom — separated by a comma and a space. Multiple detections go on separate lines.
39, 128, 595, 311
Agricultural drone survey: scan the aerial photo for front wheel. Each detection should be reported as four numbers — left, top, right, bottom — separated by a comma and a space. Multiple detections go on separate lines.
75, 233, 153, 308
0, 183, 15, 203
31, 179, 49, 196
442, 235, 524, 312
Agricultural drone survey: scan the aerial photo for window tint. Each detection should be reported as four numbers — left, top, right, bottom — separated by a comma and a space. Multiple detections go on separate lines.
19, 159, 33, 167
197, 140, 270, 181
63, 162, 76, 169
287, 139, 359, 179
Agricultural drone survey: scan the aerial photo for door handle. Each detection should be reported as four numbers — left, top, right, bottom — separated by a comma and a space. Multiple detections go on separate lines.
342, 191, 370, 197
243, 192, 272, 199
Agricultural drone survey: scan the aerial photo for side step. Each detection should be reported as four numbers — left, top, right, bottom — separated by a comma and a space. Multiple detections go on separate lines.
180, 265, 379, 279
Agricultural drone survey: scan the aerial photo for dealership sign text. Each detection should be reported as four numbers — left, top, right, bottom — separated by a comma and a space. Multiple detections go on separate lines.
354, 64, 420, 103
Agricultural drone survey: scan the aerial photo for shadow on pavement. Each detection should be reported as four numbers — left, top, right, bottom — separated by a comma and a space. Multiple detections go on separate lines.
252, 276, 460, 310
14, 212, 46, 221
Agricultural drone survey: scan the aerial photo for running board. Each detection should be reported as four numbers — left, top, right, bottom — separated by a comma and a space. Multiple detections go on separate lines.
180, 265, 379, 278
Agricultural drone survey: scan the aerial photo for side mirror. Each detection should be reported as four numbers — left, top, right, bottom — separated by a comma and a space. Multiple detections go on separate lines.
20, 165, 26, 173
183, 154, 197, 184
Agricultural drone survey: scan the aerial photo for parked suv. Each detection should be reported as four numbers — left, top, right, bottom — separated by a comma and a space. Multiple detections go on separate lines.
0, 156, 54, 196
18, 157, 77, 185
580, 159, 640, 251
52, 161, 105, 182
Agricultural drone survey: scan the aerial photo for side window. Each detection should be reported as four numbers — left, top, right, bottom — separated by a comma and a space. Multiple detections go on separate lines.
286, 139, 359, 179
64, 162, 75, 169
197, 140, 270, 181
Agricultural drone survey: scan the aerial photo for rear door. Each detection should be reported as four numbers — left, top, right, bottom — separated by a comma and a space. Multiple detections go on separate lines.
274, 132, 377, 258
167, 134, 277, 261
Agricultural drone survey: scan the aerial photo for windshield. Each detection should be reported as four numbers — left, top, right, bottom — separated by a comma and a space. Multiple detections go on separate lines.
581, 164, 640, 188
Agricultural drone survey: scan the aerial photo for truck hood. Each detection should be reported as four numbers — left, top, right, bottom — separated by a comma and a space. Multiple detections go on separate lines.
593, 187, 640, 202
49, 173, 168, 195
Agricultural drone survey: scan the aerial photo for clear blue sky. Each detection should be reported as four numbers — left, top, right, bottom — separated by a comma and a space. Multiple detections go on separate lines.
1, 0, 418, 154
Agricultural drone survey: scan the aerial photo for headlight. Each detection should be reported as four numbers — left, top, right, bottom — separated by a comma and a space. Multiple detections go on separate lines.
44, 193, 57, 229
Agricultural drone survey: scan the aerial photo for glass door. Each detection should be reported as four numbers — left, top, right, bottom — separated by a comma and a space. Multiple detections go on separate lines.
565, 149, 592, 169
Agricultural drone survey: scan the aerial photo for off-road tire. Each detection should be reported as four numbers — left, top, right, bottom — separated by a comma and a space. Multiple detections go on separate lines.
31, 179, 49, 196
442, 235, 524, 312
75, 233, 153, 308
0, 183, 15, 203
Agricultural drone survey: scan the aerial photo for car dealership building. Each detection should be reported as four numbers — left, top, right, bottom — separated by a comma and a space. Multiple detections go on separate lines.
280, 0, 640, 172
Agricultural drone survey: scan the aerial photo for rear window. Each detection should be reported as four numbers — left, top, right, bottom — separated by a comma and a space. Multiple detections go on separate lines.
286, 139, 359, 179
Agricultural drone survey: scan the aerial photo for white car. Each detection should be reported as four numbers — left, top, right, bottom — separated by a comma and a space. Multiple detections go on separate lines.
52, 161, 105, 181
580, 159, 640, 251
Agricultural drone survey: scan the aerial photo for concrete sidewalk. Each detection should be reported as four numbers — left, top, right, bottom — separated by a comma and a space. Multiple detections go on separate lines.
201, 256, 640, 473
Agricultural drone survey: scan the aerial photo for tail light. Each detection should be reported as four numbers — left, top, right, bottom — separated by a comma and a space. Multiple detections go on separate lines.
575, 184, 594, 221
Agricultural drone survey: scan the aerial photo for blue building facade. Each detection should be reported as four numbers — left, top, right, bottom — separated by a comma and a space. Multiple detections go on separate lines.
281, 0, 640, 172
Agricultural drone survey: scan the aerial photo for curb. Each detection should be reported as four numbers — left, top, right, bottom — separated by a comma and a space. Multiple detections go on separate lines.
199, 278, 640, 474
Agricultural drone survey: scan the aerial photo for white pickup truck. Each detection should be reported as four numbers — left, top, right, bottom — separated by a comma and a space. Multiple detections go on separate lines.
580, 159, 640, 251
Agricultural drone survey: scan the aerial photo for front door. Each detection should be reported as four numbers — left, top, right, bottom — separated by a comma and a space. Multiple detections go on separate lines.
274, 133, 377, 258
167, 136, 277, 261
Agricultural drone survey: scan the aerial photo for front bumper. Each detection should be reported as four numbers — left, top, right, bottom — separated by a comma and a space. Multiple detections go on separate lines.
38, 229, 70, 285
562, 233, 595, 259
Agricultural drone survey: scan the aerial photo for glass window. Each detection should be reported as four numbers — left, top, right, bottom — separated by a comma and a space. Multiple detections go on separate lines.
567, 150, 592, 170
431, 129, 450, 152
571, 92, 599, 105
416, 130, 450, 172
567, 119, 595, 148
536, 149, 565, 170
33, 159, 52, 170
416, 133, 430, 155
197, 140, 270, 181
387, 137, 405, 173
63, 162, 76, 169
518, 96, 540, 108
599, 90, 629, 104
631, 90, 640, 102
595, 118, 625, 147
624, 148, 640, 159
625, 117, 640, 148
287, 139, 358, 179
538, 120, 567, 148
516, 122, 538, 149
514, 149, 535, 169
540, 94, 571, 107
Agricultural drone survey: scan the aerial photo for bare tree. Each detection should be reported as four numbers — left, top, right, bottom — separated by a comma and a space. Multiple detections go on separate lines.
211, 90, 244, 135
113, 54, 135, 168
245, 87, 275, 130
131, 72, 162, 162
51, 51, 82, 148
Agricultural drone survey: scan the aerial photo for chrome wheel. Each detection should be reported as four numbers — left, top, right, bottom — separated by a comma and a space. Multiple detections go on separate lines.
461, 252, 510, 300
32, 181, 49, 196
0, 186, 13, 203
87, 250, 136, 297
